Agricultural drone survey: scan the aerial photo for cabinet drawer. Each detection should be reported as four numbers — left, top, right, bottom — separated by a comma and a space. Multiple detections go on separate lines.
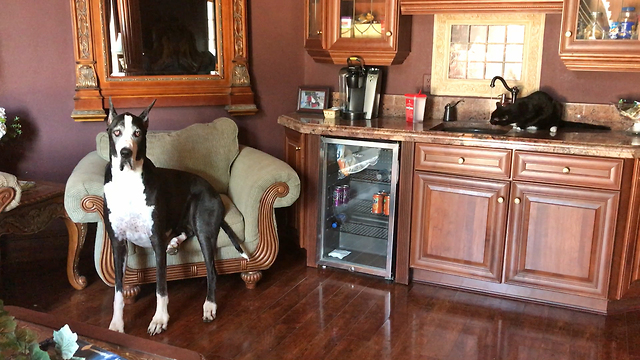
415, 143, 512, 180
513, 151, 623, 190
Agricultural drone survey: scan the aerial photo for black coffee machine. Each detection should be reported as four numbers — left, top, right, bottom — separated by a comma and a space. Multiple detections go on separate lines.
338, 56, 382, 120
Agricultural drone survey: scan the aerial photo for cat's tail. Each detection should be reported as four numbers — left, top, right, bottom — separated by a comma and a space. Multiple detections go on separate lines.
559, 121, 611, 131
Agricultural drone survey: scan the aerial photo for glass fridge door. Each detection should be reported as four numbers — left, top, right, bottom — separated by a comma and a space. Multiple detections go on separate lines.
318, 137, 399, 279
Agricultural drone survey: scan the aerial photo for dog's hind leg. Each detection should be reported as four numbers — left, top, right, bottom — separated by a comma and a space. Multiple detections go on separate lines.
108, 237, 128, 333
194, 205, 223, 322
220, 221, 249, 260
148, 233, 170, 336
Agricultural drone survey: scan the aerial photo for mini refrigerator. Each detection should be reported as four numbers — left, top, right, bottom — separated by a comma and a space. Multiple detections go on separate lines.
317, 137, 400, 280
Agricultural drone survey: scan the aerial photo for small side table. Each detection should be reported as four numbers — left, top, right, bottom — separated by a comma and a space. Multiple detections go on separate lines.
0, 181, 87, 290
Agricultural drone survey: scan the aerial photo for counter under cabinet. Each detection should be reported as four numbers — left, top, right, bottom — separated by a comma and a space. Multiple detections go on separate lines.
279, 113, 640, 314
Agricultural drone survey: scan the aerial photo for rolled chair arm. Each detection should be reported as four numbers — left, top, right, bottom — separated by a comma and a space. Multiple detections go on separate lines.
0, 187, 16, 213
64, 151, 108, 223
228, 146, 300, 243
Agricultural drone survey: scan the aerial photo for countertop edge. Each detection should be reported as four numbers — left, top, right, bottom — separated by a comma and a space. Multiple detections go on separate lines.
278, 114, 640, 159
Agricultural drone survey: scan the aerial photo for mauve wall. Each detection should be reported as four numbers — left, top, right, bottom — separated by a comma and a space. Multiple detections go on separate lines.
304, 14, 640, 104
0, 1, 304, 183
3, 7, 640, 183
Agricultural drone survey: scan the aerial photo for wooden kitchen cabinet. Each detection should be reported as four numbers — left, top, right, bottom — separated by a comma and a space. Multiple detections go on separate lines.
410, 172, 510, 282
410, 144, 625, 311
504, 181, 619, 298
305, 0, 411, 65
559, 0, 640, 71
283, 128, 306, 245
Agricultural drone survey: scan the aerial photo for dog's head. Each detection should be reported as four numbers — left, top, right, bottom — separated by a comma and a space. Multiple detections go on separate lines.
106, 99, 156, 171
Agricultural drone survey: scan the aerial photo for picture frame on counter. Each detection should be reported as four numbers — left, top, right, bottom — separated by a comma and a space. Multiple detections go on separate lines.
297, 87, 330, 113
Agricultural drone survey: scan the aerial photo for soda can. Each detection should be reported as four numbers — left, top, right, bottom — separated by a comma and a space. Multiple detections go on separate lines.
333, 186, 343, 207
383, 193, 390, 216
372, 192, 384, 214
341, 185, 350, 204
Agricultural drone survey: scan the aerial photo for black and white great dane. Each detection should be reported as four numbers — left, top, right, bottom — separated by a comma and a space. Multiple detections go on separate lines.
103, 100, 249, 335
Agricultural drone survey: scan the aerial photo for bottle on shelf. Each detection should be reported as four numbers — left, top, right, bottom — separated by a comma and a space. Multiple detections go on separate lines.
329, 213, 348, 229
618, 7, 637, 39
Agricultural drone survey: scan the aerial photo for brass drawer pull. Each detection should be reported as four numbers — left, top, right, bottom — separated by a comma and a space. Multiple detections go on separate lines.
457, 157, 465, 164
514, 197, 521, 204
295, 146, 301, 151
562, 167, 570, 174
497, 196, 504, 204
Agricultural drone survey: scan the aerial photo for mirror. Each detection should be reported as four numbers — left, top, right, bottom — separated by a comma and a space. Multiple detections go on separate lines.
69, 0, 256, 121
106, 0, 220, 76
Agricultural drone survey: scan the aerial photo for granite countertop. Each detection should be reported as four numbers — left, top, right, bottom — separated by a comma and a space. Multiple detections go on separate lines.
278, 113, 640, 159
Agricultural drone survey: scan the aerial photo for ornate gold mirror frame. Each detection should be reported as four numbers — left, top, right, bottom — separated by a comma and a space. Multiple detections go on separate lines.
69, 0, 257, 122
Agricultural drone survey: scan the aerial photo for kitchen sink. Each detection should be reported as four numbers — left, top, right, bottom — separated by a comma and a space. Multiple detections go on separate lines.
429, 122, 512, 135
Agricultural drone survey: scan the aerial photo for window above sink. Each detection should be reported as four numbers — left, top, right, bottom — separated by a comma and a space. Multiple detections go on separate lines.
430, 13, 545, 99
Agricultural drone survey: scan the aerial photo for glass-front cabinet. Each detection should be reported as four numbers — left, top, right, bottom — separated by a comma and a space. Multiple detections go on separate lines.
317, 137, 400, 280
304, 0, 411, 65
560, 0, 640, 71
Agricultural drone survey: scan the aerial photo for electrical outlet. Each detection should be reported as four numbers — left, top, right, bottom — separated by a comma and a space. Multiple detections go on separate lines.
422, 74, 431, 93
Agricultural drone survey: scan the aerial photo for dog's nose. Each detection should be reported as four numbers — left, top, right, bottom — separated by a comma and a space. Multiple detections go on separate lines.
120, 148, 133, 159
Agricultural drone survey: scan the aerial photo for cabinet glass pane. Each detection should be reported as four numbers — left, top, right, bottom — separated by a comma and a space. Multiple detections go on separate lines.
576, 0, 640, 40
308, 0, 323, 39
339, 0, 386, 38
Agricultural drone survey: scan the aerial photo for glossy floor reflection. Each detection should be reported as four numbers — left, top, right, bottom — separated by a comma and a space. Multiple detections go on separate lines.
1, 247, 639, 360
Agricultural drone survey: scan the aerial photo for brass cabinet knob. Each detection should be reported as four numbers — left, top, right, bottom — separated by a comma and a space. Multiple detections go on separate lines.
295, 146, 301, 151
514, 197, 521, 204
562, 167, 570, 174
497, 196, 504, 204
457, 157, 465, 164
385, 31, 392, 37
317, 30, 322, 35
565, 30, 572, 38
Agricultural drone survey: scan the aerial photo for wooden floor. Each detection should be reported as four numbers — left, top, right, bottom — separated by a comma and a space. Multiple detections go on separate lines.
2, 246, 640, 360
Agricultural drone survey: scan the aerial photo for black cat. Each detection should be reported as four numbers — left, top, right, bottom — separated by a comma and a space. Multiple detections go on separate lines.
490, 91, 610, 132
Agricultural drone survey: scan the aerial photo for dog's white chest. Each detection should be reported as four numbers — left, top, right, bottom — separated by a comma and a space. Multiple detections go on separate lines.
104, 168, 155, 248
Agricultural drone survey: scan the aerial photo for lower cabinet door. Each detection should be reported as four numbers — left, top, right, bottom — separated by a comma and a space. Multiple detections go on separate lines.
503, 181, 619, 298
410, 172, 510, 282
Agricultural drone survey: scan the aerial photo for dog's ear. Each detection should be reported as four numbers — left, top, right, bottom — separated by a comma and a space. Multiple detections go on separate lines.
107, 97, 117, 127
139, 99, 157, 129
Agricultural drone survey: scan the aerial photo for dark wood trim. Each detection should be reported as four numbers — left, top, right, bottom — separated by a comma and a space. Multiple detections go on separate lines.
400, 0, 563, 14
304, 134, 321, 268
394, 141, 414, 285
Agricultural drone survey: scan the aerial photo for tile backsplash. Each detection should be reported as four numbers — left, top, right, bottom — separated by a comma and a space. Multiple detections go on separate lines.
333, 93, 635, 131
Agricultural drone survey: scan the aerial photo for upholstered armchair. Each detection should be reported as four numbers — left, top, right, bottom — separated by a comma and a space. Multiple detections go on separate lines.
64, 118, 300, 302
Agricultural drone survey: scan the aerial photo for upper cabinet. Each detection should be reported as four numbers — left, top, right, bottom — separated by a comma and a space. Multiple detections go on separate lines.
400, 0, 563, 14
560, 0, 640, 71
305, 0, 412, 65
69, 0, 257, 122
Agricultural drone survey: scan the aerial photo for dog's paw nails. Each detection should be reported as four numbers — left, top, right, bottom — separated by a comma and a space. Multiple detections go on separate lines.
147, 321, 168, 336
203, 300, 217, 322
166, 246, 178, 255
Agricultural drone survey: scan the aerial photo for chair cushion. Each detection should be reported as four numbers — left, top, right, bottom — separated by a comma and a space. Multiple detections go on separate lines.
96, 118, 239, 194
126, 194, 246, 269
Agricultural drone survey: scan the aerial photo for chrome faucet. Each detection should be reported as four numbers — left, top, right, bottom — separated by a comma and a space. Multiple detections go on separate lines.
490, 76, 519, 104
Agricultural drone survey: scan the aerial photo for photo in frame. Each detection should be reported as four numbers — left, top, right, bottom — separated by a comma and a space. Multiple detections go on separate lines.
297, 87, 330, 113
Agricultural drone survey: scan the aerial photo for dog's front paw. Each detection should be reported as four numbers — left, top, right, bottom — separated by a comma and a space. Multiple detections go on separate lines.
109, 319, 125, 333
202, 300, 217, 322
147, 315, 169, 335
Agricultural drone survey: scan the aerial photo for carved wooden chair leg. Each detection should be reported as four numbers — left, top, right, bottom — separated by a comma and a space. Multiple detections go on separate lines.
123, 285, 141, 305
240, 271, 262, 289
63, 218, 88, 290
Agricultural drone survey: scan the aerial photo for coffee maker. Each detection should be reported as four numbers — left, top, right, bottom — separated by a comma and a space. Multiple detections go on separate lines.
338, 56, 382, 120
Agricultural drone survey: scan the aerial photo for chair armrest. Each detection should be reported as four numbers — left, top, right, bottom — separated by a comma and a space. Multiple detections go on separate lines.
0, 172, 21, 212
64, 151, 108, 223
228, 146, 300, 242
